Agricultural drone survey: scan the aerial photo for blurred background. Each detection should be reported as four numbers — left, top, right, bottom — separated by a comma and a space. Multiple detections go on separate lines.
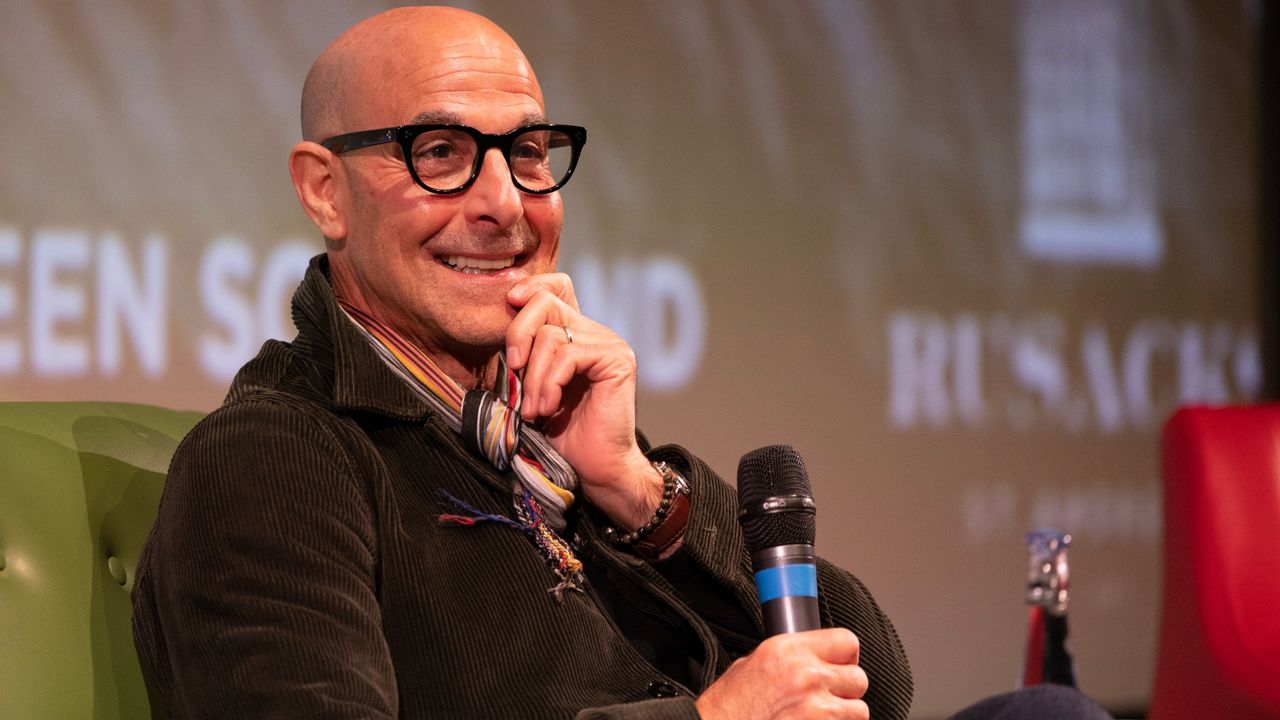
0, 1, 1269, 716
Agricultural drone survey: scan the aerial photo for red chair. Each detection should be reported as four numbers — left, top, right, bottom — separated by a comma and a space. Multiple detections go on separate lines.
1150, 405, 1280, 720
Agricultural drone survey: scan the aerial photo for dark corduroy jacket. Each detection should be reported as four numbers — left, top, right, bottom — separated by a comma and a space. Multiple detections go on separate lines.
133, 255, 912, 719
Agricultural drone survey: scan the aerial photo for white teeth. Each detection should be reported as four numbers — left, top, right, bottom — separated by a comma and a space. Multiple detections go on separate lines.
442, 255, 516, 271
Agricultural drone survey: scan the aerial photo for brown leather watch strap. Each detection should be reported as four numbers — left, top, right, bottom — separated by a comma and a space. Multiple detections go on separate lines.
633, 489, 690, 559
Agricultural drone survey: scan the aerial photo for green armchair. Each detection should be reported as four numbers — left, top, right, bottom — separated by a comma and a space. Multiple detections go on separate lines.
0, 402, 203, 719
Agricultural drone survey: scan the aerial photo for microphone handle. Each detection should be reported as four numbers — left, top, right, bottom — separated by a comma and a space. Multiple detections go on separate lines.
752, 543, 820, 635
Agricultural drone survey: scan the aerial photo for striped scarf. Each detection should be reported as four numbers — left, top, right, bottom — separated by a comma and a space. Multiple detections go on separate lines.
338, 300, 584, 596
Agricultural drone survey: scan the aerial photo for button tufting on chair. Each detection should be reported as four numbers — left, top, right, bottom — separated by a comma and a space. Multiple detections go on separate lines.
0, 402, 203, 720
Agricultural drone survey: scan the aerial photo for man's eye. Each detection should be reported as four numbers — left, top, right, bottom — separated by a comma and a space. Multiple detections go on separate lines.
418, 142, 457, 159
512, 141, 547, 160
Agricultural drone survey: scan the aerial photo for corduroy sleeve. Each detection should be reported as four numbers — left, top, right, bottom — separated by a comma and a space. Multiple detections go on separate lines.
644, 444, 915, 720
132, 397, 398, 719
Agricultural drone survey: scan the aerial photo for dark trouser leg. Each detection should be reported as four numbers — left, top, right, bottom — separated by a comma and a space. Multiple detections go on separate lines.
947, 685, 1114, 720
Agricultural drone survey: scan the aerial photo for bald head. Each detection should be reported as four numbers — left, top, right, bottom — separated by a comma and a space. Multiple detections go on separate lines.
300, 6, 543, 141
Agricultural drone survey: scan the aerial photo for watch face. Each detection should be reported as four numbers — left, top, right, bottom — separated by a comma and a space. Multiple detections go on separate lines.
656, 461, 690, 495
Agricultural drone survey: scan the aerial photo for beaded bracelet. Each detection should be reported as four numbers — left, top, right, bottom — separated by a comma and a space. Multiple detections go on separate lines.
605, 461, 690, 556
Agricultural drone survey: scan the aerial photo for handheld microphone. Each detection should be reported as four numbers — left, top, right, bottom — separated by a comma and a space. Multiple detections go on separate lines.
737, 444, 820, 635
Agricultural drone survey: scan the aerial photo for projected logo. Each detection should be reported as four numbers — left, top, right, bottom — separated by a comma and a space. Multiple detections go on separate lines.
1018, 0, 1161, 267
883, 1, 1262, 437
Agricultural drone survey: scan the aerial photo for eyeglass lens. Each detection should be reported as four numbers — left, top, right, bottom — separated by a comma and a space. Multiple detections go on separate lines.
410, 128, 575, 192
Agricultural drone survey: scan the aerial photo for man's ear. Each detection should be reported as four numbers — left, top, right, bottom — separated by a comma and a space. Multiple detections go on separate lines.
289, 141, 347, 241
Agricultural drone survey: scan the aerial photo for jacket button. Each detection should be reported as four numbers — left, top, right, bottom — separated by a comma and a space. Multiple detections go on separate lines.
647, 680, 680, 698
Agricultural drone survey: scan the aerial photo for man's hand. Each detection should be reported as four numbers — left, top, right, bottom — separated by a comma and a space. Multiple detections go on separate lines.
504, 273, 662, 530
696, 629, 871, 720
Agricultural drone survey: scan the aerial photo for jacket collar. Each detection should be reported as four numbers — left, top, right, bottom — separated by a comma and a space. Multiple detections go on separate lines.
291, 254, 435, 421
287, 255, 521, 499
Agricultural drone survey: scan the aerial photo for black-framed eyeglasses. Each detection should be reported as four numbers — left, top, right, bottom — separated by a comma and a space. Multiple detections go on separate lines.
321, 123, 587, 195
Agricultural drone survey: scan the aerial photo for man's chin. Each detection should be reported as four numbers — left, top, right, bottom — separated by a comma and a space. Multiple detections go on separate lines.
438, 314, 515, 356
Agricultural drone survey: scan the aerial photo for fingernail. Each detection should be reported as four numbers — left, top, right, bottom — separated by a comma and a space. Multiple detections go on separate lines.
506, 346, 520, 366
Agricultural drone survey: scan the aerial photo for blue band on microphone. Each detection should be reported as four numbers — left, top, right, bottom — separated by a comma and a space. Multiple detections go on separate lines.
754, 563, 818, 605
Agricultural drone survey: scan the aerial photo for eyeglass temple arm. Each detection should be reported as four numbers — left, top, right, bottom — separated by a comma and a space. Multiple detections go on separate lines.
321, 128, 397, 153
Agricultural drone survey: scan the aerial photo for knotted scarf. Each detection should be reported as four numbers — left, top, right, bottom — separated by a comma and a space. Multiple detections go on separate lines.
338, 300, 584, 595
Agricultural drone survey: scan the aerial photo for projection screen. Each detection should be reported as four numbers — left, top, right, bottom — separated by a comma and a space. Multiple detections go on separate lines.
0, 1, 1259, 716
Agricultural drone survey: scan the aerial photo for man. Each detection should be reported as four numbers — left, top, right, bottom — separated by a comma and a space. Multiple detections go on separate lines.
133, 7, 912, 719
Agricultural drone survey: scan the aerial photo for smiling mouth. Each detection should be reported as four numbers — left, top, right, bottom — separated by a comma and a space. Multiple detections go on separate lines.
439, 255, 520, 275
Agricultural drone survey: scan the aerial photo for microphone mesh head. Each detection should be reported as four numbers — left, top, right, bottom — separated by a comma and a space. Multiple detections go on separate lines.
737, 444, 816, 551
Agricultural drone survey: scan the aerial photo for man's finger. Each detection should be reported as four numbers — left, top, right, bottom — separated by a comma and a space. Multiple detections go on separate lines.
507, 272, 579, 310
505, 289, 576, 369
808, 628, 861, 666
520, 323, 572, 419
828, 664, 869, 700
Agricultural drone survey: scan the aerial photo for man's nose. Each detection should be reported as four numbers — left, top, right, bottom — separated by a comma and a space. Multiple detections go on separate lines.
462, 148, 524, 228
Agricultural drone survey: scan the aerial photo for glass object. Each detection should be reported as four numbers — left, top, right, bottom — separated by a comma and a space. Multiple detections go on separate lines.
1021, 529, 1078, 687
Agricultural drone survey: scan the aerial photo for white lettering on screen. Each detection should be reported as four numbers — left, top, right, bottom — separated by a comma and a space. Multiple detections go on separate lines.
570, 255, 706, 392
887, 311, 1262, 435
31, 229, 91, 376
256, 241, 313, 344
0, 228, 707, 393
0, 227, 20, 374
198, 237, 258, 381
962, 478, 1161, 545
97, 232, 167, 376
196, 239, 332, 381
4, 228, 172, 378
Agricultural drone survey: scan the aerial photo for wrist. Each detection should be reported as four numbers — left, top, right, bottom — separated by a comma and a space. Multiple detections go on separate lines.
604, 459, 691, 559
588, 450, 665, 530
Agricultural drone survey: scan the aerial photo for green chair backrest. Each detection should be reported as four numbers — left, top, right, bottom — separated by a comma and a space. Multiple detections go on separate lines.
0, 402, 203, 720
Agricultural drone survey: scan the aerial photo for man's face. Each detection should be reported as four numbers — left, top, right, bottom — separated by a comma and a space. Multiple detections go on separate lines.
329, 29, 562, 363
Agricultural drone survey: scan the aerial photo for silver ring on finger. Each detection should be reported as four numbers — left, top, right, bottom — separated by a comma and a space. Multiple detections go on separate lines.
562, 325, 574, 344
